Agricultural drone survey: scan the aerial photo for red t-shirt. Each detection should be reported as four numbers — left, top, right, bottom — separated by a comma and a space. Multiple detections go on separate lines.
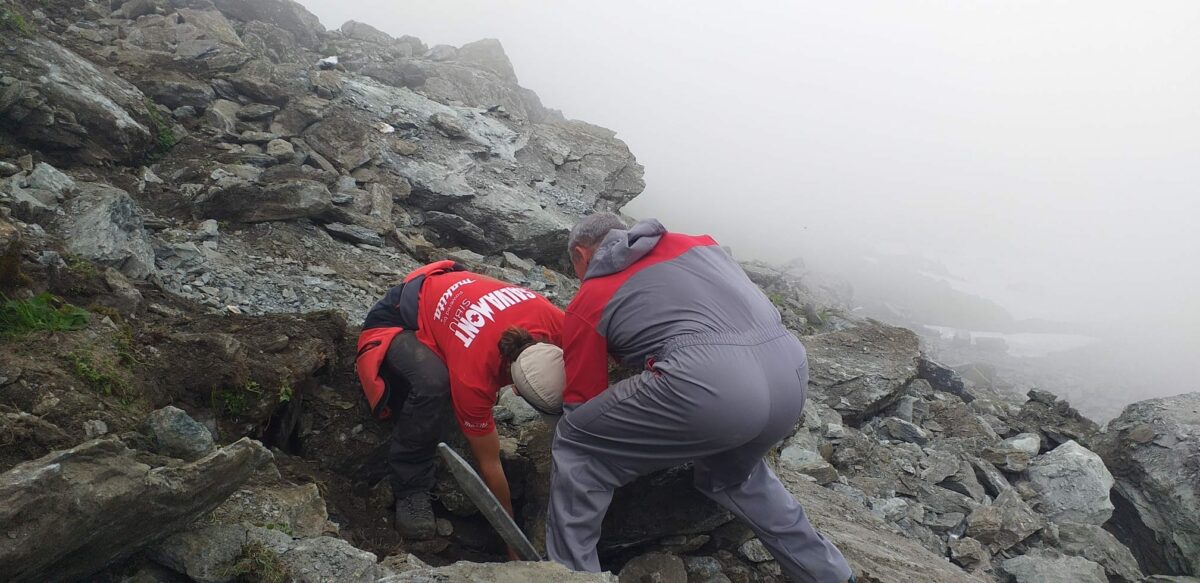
415, 271, 563, 435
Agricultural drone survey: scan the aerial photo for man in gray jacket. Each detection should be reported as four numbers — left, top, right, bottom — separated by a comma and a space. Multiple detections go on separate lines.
547, 213, 854, 583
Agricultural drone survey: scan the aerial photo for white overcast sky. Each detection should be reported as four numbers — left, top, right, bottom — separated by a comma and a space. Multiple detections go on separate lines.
302, 1, 1198, 342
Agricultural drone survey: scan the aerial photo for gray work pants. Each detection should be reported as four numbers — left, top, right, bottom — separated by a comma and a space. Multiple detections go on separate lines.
546, 328, 852, 583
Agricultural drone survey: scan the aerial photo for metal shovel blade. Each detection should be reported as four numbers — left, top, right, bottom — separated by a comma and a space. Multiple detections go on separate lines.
436, 442, 542, 561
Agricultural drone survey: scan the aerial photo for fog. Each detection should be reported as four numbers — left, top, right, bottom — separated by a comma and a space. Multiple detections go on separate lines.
302, 0, 1199, 416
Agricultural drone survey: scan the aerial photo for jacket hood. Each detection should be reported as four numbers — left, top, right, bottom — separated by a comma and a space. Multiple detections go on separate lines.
584, 218, 667, 280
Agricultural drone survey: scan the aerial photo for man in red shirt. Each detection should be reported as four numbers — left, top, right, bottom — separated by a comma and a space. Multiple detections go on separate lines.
548, 215, 854, 583
356, 260, 564, 539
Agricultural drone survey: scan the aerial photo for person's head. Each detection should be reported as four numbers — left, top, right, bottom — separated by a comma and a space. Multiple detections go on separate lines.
567, 212, 625, 279
499, 327, 565, 415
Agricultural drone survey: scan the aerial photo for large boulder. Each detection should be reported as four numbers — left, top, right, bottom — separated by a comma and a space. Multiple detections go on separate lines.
1000, 550, 1108, 583
804, 321, 920, 424
964, 488, 1046, 553
0, 37, 158, 164
211, 0, 326, 49
1095, 392, 1200, 576
1054, 522, 1144, 583
59, 183, 156, 279
0, 437, 271, 583
1025, 440, 1114, 525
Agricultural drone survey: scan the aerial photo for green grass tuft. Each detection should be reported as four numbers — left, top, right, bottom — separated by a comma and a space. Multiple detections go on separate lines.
66, 351, 129, 396
0, 8, 31, 36
229, 541, 290, 583
143, 99, 178, 160
0, 293, 90, 338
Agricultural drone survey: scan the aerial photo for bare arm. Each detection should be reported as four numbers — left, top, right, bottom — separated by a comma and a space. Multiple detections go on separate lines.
464, 428, 514, 518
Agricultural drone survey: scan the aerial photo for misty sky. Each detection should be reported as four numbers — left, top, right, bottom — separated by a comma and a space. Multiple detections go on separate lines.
303, 1, 1198, 344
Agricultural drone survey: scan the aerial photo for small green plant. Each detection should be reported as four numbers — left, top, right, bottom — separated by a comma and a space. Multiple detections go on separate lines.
261, 522, 294, 536
228, 541, 290, 583
0, 8, 31, 35
67, 352, 128, 396
0, 293, 90, 338
212, 380, 263, 418
277, 378, 293, 404
64, 254, 98, 278
143, 99, 177, 160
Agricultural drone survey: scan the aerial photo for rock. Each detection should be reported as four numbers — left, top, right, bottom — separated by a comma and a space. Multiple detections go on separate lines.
211, 0, 326, 49
205, 480, 334, 538
83, 419, 109, 438
497, 387, 539, 425
26, 163, 76, 195
1003, 432, 1041, 456
619, 552, 686, 583
147, 406, 216, 461
965, 488, 1046, 553
981, 443, 1032, 472
779, 444, 839, 485
198, 219, 220, 240
426, 44, 458, 61
59, 183, 156, 279
804, 321, 920, 424
738, 538, 773, 563
1025, 440, 1114, 525
938, 460, 987, 501
1054, 523, 1144, 583
1000, 550, 1107, 583
119, 0, 158, 19
381, 552, 430, 573
917, 357, 973, 402
201, 178, 332, 223
1094, 392, 1200, 576
266, 138, 295, 162
237, 103, 281, 121
138, 76, 218, 111
430, 112, 468, 138
967, 455, 1011, 496
203, 99, 242, 134
774, 474, 991, 582
281, 536, 391, 582
0, 161, 19, 177
0, 37, 157, 164
386, 561, 615, 582
340, 20, 392, 44
947, 536, 989, 570
0, 437, 271, 583
457, 39, 519, 84
322, 222, 384, 246
1013, 388, 1099, 448
880, 417, 928, 444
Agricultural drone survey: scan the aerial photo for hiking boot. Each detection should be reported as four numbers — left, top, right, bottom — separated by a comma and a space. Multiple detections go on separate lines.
394, 492, 436, 539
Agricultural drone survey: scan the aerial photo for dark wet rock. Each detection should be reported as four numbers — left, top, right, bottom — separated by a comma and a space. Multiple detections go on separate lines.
1095, 392, 1200, 576
147, 406, 216, 461
1012, 388, 1099, 449
0, 37, 157, 164
0, 437, 271, 583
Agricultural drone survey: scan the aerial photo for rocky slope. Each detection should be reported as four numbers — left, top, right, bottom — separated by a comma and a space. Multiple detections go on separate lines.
0, 0, 1197, 582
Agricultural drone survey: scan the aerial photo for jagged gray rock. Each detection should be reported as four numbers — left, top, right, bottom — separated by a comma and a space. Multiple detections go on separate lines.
1025, 440, 1114, 525
0, 37, 157, 164
0, 437, 271, 583
1054, 522, 1144, 583
147, 406, 216, 461
1000, 550, 1107, 583
1095, 392, 1200, 576
965, 488, 1045, 552
805, 321, 920, 423
59, 183, 156, 279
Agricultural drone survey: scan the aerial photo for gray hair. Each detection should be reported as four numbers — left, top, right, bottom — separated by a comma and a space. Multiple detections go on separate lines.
567, 212, 625, 259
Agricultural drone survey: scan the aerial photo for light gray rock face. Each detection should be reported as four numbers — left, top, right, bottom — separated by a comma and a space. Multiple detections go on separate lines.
1025, 440, 1114, 525
1054, 522, 1144, 583
1003, 432, 1042, 456
1095, 392, 1200, 576
147, 406, 216, 461
381, 560, 617, 582
772, 474, 991, 583
1000, 551, 1107, 583
59, 183, 156, 279
0, 437, 271, 583
0, 37, 157, 164
804, 321, 920, 424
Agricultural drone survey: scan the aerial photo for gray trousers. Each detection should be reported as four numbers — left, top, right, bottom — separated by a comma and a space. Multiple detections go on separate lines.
546, 328, 852, 583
